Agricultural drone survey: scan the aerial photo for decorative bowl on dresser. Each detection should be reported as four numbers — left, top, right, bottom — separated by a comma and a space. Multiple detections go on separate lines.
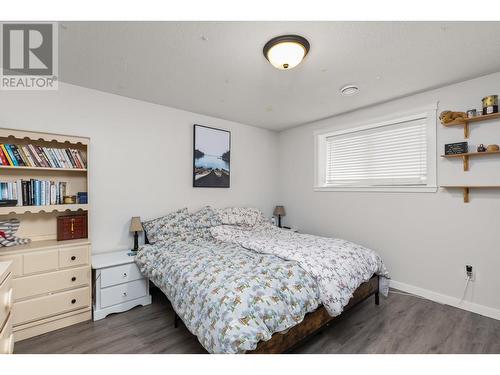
92, 250, 151, 321
0, 261, 14, 354
0, 128, 91, 342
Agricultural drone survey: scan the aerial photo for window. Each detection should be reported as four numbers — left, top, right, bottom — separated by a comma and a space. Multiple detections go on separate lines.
315, 108, 437, 192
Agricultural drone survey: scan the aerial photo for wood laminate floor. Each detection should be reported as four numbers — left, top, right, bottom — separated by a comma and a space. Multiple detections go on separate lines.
14, 287, 500, 354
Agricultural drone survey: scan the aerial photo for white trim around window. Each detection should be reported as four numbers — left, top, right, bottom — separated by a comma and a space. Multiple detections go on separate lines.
314, 104, 438, 192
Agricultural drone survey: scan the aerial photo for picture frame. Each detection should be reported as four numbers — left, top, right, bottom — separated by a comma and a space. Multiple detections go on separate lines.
193, 124, 231, 188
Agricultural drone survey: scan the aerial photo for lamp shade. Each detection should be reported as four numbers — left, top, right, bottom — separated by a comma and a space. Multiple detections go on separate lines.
129, 216, 143, 233
273, 206, 286, 216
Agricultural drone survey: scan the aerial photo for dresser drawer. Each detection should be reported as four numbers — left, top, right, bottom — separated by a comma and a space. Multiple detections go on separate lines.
13, 286, 90, 325
0, 313, 13, 354
0, 255, 22, 277
100, 263, 143, 288
100, 279, 147, 308
0, 272, 13, 329
23, 249, 58, 275
13, 266, 90, 301
59, 246, 89, 268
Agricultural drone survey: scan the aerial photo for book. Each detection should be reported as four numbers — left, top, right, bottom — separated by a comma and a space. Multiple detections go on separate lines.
0, 146, 8, 166
35, 146, 51, 167
4, 145, 18, 166
0, 145, 14, 166
10, 145, 26, 166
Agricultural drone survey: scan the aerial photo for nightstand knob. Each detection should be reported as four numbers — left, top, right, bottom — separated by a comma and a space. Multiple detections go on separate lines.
123, 273, 127, 278
122, 292, 127, 297
71, 256, 76, 261
71, 299, 76, 304
71, 277, 76, 282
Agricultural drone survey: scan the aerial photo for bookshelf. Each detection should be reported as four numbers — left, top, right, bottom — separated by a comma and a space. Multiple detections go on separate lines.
0, 128, 92, 341
0, 128, 89, 241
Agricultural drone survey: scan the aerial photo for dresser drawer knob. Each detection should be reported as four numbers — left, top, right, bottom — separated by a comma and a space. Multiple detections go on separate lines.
71, 277, 76, 282
123, 272, 127, 278
71, 256, 76, 261
122, 292, 127, 297
71, 299, 76, 304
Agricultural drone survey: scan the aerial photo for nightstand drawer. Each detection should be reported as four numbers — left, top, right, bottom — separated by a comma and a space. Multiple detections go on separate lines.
13, 266, 90, 300
13, 286, 90, 325
100, 279, 147, 308
100, 263, 143, 288
59, 246, 89, 268
0, 313, 13, 354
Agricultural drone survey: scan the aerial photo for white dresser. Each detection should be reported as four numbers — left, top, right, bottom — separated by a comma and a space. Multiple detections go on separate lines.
0, 239, 92, 342
0, 261, 14, 354
92, 250, 151, 321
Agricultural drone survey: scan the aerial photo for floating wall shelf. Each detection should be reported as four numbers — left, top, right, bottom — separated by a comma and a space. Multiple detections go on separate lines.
441, 112, 500, 138
441, 151, 500, 171
441, 185, 500, 203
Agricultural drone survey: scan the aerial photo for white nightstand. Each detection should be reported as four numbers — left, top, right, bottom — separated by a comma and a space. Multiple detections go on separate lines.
92, 250, 151, 321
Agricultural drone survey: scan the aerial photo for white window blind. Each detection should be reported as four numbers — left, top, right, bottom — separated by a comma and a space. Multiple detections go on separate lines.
325, 118, 428, 187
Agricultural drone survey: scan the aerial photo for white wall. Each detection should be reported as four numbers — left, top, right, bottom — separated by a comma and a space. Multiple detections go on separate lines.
278, 71, 500, 317
0, 83, 279, 253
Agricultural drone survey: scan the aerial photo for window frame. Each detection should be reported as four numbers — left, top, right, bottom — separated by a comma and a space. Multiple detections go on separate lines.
314, 105, 438, 193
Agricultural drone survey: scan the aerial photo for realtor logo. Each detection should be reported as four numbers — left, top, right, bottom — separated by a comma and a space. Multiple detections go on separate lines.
1, 22, 58, 90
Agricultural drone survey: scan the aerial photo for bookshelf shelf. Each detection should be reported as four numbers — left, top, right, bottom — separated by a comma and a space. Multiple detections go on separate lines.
441, 151, 500, 171
441, 185, 500, 203
0, 203, 89, 215
0, 165, 87, 172
441, 112, 500, 138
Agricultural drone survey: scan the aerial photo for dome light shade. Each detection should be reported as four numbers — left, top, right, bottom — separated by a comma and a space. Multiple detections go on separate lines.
263, 35, 310, 70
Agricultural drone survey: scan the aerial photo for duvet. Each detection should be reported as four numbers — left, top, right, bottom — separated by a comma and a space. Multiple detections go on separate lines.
211, 223, 389, 316
136, 206, 389, 354
135, 238, 320, 354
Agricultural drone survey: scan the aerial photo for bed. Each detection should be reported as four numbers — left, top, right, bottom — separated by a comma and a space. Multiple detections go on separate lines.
135, 207, 389, 354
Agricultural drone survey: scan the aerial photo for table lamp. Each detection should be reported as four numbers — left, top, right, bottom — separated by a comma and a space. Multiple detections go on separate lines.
273, 206, 286, 228
129, 216, 143, 253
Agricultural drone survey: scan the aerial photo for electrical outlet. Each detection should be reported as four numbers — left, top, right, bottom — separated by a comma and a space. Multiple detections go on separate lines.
465, 264, 475, 281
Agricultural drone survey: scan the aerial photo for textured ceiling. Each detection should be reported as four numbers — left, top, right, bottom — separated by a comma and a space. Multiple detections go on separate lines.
59, 21, 500, 130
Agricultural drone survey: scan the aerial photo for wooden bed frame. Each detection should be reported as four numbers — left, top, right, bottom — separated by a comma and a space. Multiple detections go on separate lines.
172, 274, 380, 354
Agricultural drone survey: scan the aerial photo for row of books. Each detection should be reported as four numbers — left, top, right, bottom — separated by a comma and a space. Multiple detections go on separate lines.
0, 179, 68, 206
0, 143, 86, 169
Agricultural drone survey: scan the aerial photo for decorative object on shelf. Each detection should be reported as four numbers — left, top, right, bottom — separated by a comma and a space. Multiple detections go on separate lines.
444, 142, 468, 155
77, 192, 88, 204
477, 144, 487, 152
63, 195, 77, 204
439, 110, 467, 124
0, 218, 31, 247
487, 144, 500, 152
57, 213, 88, 241
129, 216, 143, 253
273, 205, 286, 228
482, 95, 498, 115
475, 109, 482, 117
193, 125, 230, 188
466, 109, 476, 118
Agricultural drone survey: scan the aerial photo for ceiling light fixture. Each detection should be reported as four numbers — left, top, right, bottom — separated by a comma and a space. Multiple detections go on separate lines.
340, 84, 359, 96
263, 35, 310, 70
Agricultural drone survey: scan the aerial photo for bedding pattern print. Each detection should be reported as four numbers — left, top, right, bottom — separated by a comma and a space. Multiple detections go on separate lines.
210, 223, 389, 317
135, 238, 320, 353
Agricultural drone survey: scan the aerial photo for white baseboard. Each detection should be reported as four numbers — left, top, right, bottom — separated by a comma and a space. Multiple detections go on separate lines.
390, 280, 500, 321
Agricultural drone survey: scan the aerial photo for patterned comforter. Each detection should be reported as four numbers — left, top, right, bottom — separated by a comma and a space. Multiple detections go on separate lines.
135, 238, 320, 354
135, 206, 389, 354
211, 223, 389, 316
